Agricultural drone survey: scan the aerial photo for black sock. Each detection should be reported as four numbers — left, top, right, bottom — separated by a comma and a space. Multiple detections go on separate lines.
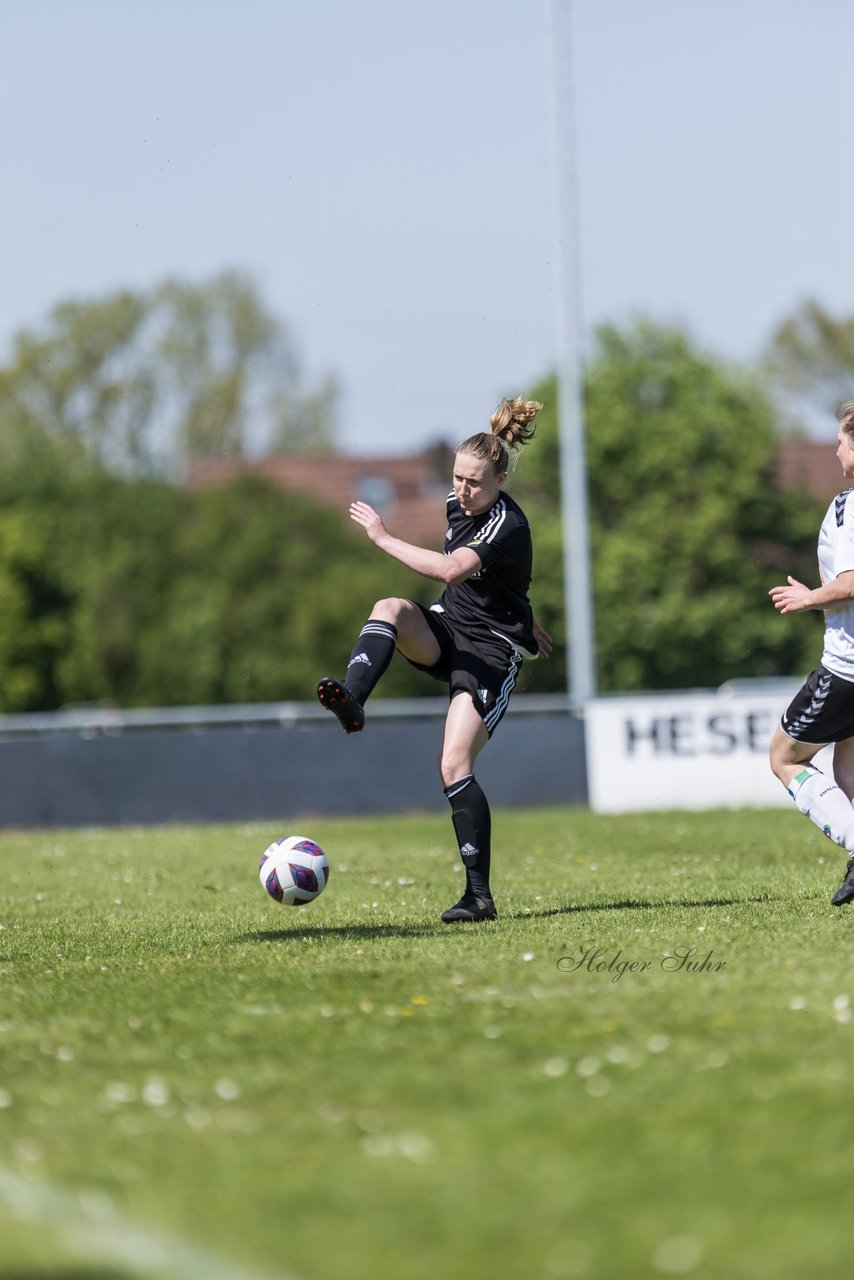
444, 773, 492, 902
343, 619, 397, 704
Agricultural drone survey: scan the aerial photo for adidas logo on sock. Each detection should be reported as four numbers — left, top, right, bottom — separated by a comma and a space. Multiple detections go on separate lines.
459, 843, 479, 860
347, 652, 371, 667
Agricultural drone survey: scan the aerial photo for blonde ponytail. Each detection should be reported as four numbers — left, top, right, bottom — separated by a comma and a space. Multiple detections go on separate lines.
458, 396, 543, 474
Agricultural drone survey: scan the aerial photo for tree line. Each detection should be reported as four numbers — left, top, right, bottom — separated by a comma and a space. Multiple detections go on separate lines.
0, 276, 850, 713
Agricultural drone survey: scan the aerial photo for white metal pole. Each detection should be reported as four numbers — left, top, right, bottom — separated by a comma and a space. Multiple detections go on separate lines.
547, 0, 596, 709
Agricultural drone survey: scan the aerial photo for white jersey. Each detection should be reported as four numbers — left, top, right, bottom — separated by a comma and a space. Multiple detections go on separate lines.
819, 488, 854, 681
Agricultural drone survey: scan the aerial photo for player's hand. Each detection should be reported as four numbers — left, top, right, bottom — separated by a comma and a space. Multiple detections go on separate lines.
349, 501, 388, 545
769, 576, 814, 614
532, 619, 553, 660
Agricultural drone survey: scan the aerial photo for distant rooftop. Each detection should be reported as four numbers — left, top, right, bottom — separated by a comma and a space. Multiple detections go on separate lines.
187, 444, 455, 547
776, 440, 843, 504
187, 439, 847, 545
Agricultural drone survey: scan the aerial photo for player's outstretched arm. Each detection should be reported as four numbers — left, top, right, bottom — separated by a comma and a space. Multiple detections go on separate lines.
532, 617, 553, 660
770, 570, 854, 614
349, 501, 480, 585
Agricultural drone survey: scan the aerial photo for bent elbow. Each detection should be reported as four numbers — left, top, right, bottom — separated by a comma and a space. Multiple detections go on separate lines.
442, 550, 481, 586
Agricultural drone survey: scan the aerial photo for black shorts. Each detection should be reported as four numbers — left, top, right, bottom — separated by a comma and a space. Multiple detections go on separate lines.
781, 663, 854, 744
404, 604, 524, 738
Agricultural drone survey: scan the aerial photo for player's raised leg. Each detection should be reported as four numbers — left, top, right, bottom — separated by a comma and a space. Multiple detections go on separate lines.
438, 692, 496, 923
768, 723, 854, 843
317, 598, 440, 733
830, 736, 854, 905
769, 724, 854, 903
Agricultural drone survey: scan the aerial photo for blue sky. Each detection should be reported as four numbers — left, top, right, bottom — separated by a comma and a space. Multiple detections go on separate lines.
2, 0, 852, 453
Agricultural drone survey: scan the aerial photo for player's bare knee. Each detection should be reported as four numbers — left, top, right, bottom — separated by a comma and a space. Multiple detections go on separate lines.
768, 744, 787, 783
439, 748, 471, 788
769, 728, 800, 782
370, 597, 407, 625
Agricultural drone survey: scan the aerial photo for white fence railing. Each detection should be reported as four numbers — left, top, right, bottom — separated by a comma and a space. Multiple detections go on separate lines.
0, 692, 572, 739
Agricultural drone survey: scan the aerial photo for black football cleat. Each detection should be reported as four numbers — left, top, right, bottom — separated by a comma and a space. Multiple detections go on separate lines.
316, 677, 365, 734
831, 856, 854, 907
440, 894, 498, 924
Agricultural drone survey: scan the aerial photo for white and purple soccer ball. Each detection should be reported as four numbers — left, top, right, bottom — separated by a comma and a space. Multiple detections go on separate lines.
258, 835, 330, 907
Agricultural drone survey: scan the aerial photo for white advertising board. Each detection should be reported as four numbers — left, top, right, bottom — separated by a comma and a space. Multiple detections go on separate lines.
585, 688, 834, 813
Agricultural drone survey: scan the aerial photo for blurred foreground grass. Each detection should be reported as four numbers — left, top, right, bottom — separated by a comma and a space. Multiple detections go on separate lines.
0, 807, 851, 1279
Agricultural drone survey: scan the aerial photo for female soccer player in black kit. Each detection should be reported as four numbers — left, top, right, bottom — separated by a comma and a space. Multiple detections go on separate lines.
316, 397, 552, 923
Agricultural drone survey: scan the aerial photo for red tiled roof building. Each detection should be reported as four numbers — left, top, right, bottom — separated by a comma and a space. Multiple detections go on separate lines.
187, 444, 455, 548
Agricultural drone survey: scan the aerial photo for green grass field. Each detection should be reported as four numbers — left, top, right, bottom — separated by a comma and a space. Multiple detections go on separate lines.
1, 806, 851, 1280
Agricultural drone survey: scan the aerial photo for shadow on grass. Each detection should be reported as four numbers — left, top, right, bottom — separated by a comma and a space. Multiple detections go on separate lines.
240, 896, 790, 939
240, 923, 441, 942
2, 1273, 133, 1279
520, 895, 775, 918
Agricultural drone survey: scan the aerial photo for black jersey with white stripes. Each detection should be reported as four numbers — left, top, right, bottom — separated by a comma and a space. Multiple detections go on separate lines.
431, 491, 537, 656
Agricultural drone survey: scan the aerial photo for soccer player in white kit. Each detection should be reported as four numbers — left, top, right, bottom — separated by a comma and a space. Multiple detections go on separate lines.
769, 401, 854, 905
